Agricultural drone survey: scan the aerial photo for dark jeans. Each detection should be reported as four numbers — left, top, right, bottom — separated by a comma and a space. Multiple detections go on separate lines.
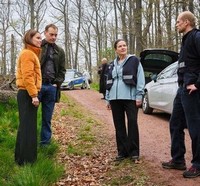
110, 100, 139, 157
38, 83, 57, 145
170, 86, 200, 169
15, 90, 38, 165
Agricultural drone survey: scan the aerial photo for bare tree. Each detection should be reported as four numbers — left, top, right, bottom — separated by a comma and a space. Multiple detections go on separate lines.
163, 0, 176, 50
115, 0, 128, 41
10, 0, 30, 37
29, 0, 35, 28
189, 0, 194, 12
0, 0, 12, 75
113, 0, 119, 40
155, 0, 162, 47
80, 17, 93, 72
70, 0, 82, 69
10, 0, 47, 36
10, 34, 16, 77
142, 0, 153, 48
34, 0, 47, 30
87, 0, 112, 64
49, 0, 73, 69
134, 0, 143, 54
127, 0, 135, 53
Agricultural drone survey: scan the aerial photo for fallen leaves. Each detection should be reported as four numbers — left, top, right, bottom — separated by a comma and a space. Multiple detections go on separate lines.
52, 101, 113, 186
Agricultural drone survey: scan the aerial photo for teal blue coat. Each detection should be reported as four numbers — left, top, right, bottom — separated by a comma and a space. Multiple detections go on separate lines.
106, 54, 145, 101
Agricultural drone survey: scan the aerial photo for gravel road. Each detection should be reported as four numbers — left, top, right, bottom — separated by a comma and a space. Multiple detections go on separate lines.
63, 89, 199, 186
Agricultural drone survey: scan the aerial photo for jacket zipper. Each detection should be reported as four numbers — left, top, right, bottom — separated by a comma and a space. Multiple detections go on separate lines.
115, 64, 119, 100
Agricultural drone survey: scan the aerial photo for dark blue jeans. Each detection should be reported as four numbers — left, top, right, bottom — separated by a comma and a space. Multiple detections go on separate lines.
38, 83, 57, 145
110, 100, 139, 157
170, 86, 200, 169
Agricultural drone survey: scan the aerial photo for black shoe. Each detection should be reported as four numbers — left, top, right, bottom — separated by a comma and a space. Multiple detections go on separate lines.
114, 155, 127, 162
130, 156, 139, 160
130, 156, 142, 164
162, 160, 186, 170
183, 166, 200, 178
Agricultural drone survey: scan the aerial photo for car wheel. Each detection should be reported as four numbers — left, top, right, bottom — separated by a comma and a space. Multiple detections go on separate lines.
142, 92, 153, 114
69, 83, 74, 90
81, 82, 87, 89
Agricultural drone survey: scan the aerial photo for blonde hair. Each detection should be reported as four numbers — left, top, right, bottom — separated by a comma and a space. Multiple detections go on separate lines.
179, 11, 196, 28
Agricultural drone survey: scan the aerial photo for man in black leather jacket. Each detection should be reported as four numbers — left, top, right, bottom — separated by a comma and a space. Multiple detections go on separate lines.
39, 24, 66, 146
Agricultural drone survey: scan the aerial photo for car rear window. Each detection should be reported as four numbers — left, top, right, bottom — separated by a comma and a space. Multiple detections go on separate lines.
144, 53, 174, 69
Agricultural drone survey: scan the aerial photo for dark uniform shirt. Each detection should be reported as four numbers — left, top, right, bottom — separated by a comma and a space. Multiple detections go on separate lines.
178, 28, 200, 88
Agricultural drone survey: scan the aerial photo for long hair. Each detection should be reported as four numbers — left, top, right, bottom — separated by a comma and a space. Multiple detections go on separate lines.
23, 29, 40, 48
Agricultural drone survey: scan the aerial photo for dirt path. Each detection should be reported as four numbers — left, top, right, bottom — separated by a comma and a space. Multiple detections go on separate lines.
61, 89, 199, 186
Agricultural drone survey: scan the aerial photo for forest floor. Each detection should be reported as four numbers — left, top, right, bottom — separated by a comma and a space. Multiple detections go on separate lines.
52, 89, 199, 186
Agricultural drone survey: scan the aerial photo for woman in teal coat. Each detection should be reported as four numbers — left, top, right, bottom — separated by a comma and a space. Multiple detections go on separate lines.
106, 39, 145, 162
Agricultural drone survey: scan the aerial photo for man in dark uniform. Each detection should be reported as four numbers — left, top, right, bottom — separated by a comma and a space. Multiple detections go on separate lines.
98, 58, 109, 99
162, 11, 200, 178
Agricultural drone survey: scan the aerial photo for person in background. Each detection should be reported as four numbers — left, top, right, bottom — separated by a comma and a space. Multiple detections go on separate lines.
98, 58, 109, 99
162, 11, 200, 178
15, 29, 42, 165
83, 70, 91, 89
106, 39, 145, 162
39, 24, 66, 146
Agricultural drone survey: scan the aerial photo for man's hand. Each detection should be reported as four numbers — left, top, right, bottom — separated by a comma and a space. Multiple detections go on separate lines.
186, 84, 197, 94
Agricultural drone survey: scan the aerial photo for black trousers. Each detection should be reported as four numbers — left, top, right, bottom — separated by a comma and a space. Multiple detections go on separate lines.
15, 90, 38, 165
170, 87, 200, 169
110, 100, 139, 157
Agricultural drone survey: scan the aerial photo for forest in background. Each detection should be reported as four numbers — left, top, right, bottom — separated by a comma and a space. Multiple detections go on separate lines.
0, 0, 200, 79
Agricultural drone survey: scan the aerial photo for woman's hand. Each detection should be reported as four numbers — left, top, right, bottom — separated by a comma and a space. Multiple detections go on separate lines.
32, 97, 40, 107
106, 103, 111, 110
136, 100, 142, 108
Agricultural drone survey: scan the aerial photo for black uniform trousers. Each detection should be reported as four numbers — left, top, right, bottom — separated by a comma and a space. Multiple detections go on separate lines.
110, 100, 139, 157
170, 86, 200, 169
15, 90, 38, 165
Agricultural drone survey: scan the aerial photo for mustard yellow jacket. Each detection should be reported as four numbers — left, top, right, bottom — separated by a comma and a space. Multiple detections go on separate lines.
16, 44, 42, 97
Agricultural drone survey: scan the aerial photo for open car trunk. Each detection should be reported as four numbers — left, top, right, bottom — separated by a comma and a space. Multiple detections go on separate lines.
140, 49, 179, 83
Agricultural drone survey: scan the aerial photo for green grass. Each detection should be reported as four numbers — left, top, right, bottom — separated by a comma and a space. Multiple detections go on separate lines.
65, 117, 96, 157
90, 82, 99, 91
60, 94, 99, 157
0, 99, 64, 186
0, 90, 161, 186
102, 160, 153, 186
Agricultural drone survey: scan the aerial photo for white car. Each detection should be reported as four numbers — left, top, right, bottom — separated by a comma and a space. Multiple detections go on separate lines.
142, 61, 178, 114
